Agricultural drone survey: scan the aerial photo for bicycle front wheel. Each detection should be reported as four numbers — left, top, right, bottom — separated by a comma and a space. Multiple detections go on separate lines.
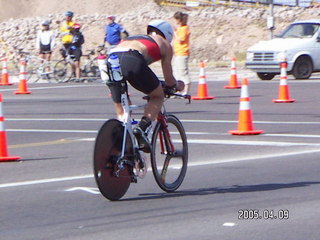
93, 119, 133, 201
151, 114, 188, 192
53, 60, 73, 82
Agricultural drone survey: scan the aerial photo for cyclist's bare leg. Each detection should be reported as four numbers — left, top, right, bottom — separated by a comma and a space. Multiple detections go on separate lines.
144, 84, 164, 121
75, 60, 81, 79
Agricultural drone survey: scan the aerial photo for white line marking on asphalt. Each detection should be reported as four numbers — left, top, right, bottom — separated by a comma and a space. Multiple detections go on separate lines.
0, 174, 92, 188
65, 187, 100, 194
2, 147, 320, 189
223, 222, 236, 227
5, 118, 320, 125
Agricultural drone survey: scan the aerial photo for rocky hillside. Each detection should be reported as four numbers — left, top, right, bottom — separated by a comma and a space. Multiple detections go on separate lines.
1, 0, 320, 63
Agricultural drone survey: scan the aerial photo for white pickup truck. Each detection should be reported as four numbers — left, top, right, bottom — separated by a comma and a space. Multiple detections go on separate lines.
246, 19, 320, 80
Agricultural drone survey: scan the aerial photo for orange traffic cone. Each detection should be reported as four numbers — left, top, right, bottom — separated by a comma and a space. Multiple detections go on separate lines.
192, 61, 215, 100
0, 93, 20, 162
0, 58, 13, 86
229, 78, 264, 135
224, 57, 241, 89
14, 60, 31, 95
273, 60, 295, 103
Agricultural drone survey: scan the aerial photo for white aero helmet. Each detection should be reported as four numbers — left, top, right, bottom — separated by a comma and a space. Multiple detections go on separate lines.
147, 20, 173, 43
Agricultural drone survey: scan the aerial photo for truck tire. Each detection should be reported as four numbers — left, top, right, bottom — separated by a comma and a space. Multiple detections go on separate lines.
292, 56, 313, 79
257, 72, 276, 80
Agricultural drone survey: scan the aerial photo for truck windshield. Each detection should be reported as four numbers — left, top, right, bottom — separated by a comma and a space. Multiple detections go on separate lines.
279, 23, 319, 38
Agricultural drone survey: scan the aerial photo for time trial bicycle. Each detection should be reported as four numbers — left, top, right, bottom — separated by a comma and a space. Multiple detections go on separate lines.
93, 80, 190, 201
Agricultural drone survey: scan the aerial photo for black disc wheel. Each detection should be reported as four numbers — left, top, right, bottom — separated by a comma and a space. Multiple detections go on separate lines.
151, 115, 188, 192
93, 119, 133, 201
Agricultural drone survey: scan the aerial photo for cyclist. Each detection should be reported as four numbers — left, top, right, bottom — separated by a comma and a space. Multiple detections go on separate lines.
36, 20, 55, 62
104, 16, 129, 51
60, 11, 75, 58
69, 23, 85, 81
106, 20, 184, 153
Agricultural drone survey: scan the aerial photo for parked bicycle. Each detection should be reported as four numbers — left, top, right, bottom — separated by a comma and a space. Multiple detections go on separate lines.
53, 49, 100, 83
93, 80, 190, 201
8, 47, 37, 80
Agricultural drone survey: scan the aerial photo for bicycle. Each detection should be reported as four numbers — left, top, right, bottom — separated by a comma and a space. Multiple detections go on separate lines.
93, 80, 190, 201
30, 52, 56, 83
53, 49, 100, 83
8, 47, 36, 80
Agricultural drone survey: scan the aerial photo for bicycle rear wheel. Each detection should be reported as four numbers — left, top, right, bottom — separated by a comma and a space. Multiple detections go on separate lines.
151, 114, 188, 192
53, 60, 73, 82
83, 59, 100, 79
93, 119, 133, 201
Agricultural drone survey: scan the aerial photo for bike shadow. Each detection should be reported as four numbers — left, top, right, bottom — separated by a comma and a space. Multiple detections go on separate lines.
123, 181, 320, 201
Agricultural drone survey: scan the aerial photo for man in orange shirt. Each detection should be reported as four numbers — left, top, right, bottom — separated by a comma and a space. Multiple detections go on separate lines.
173, 11, 191, 95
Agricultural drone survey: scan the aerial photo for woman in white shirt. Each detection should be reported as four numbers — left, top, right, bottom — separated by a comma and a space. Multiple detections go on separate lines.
36, 20, 55, 62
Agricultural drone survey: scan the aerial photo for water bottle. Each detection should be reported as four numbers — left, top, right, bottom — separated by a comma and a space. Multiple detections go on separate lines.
97, 54, 109, 82
108, 54, 123, 81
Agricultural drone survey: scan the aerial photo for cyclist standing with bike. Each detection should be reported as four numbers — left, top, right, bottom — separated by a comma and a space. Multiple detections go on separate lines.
106, 20, 184, 153
60, 11, 75, 58
69, 23, 85, 81
36, 20, 55, 62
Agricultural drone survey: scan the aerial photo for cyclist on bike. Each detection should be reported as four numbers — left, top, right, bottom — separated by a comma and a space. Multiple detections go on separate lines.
69, 23, 85, 81
106, 20, 184, 153
60, 11, 75, 58
36, 20, 55, 62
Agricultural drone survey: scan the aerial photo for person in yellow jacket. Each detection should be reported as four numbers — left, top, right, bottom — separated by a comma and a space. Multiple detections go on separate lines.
173, 11, 191, 95
60, 11, 75, 57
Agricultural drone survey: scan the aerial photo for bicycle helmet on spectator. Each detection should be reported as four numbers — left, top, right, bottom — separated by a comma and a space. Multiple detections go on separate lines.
72, 23, 81, 29
147, 20, 173, 43
65, 11, 74, 17
41, 20, 50, 26
107, 15, 115, 21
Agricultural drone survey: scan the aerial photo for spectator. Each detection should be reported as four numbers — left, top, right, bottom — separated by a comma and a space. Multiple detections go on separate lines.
60, 11, 75, 57
36, 20, 55, 62
104, 16, 129, 51
69, 23, 85, 81
173, 11, 191, 95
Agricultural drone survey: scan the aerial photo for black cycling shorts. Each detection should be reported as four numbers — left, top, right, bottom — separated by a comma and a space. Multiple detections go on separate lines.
39, 44, 51, 54
107, 50, 160, 103
68, 48, 82, 61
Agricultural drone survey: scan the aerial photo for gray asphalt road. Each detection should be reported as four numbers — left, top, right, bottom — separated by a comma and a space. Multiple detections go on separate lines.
1, 70, 320, 239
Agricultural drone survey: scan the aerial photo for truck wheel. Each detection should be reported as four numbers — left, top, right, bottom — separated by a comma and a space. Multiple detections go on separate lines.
257, 72, 276, 80
292, 56, 312, 79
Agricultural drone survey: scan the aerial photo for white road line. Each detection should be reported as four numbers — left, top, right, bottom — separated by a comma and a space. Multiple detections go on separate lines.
0, 174, 92, 188
5, 118, 320, 125
65, 187, 100, 194
1, 147, 320, 189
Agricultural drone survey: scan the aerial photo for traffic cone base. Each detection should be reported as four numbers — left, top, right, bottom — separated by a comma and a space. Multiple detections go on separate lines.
272, 99, 295, 103
229, 129, 264, 135
224, 85, 241, 89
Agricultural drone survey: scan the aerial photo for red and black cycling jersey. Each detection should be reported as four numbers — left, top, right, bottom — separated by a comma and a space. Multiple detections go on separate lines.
124, 35, 161, 62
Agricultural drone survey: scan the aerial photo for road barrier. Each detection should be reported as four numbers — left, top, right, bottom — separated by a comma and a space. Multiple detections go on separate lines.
273, 60, 295, 103
224, 57, 241, 89
192, 61, 215, 100
0, 93, 21, 162
229, 78, 264, 135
